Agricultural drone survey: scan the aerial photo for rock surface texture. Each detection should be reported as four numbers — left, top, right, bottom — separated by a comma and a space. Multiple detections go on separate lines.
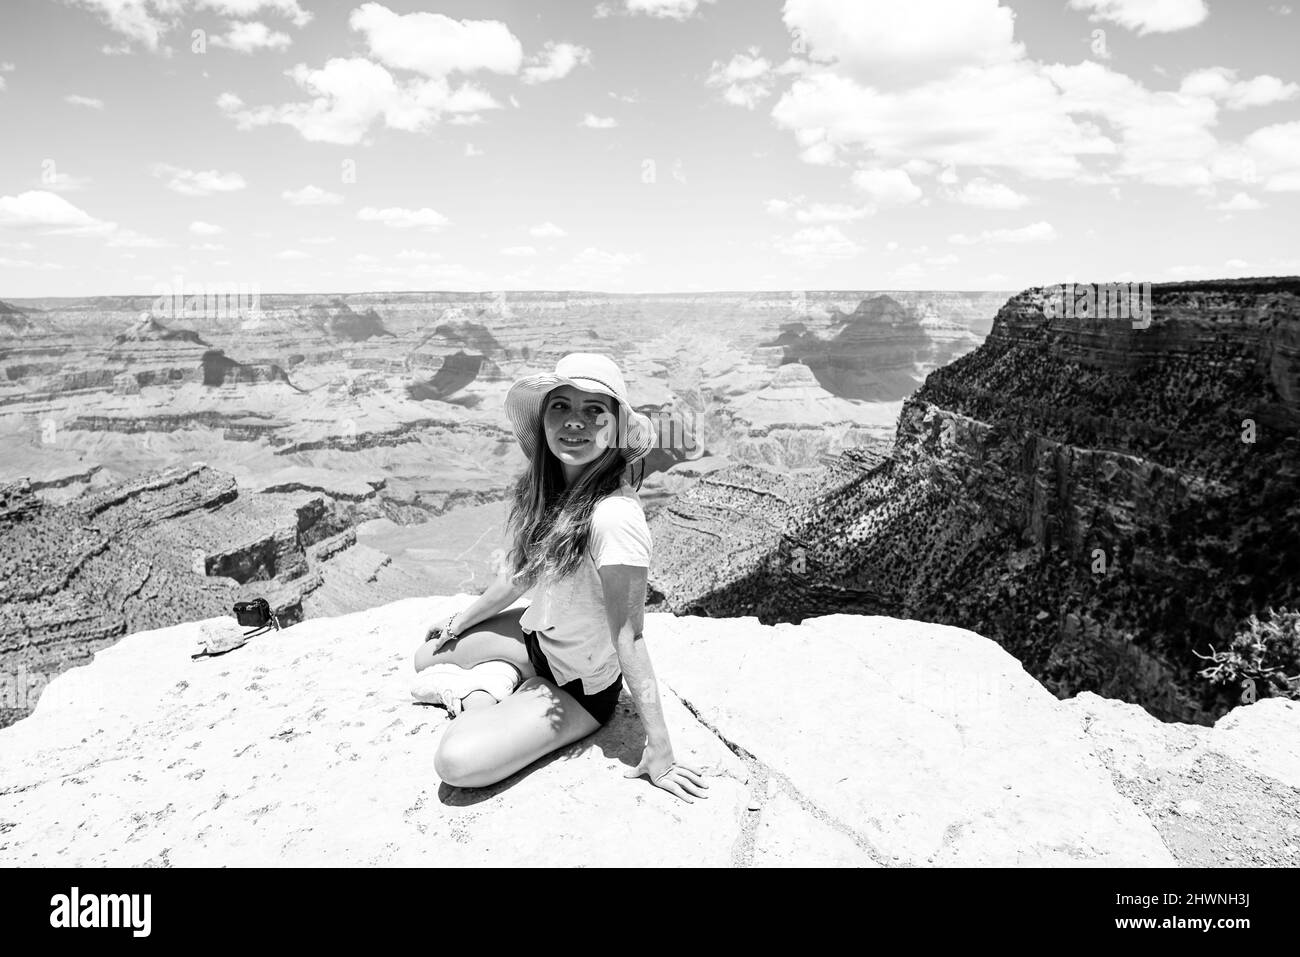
2, 596, 1295, 867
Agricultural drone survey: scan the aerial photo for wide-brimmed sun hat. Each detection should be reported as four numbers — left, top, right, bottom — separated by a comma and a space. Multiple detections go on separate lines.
505, 352, 656, 465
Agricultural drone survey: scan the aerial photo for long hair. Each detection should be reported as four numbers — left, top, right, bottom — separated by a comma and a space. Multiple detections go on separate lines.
506, 392, 646, 586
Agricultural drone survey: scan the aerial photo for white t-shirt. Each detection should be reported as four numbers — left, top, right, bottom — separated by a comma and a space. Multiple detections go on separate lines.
517, 483, 653, 694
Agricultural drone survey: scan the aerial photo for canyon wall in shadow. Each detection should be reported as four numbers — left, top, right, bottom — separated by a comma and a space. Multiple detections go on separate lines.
648, 278, 1300, 725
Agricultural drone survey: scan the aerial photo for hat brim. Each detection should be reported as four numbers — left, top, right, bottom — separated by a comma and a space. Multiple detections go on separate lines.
505, 373, 655, 465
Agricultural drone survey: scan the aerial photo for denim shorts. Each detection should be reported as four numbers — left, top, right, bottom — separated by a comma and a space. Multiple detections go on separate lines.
522, 629, 623, 726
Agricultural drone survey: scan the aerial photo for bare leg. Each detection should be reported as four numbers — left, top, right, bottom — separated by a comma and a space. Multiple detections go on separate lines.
413, 606, 536, 682
459, 690, 497, 712
434, 677, 603, 788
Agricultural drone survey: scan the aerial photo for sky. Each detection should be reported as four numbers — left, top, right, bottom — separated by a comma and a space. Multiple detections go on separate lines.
0, 0, 1297, 297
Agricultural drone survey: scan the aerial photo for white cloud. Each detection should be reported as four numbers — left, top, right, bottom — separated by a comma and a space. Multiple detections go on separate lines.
1243, 121, 1300, 191
397, 249, 441, 260
300, 235, 336, 244
580, 113, 617, 128
522, 42, 592, 84
1046, 61, 1300, 189
275, 248, 309, 260
1068, 0, 1208, 34
796, 139, 841, 166
1180, 67, 1300, 110
282, 184, 344, 205
765, 198, 870, 224
530, 222, 567, 238
783, 0, 1022, 87
850, 167, 922, 206
772, 36, 1296, 197
501, 246, 537, 257
64, 94, 104, 109
150, 163, 247, 195
768, 1, 1296, 199
0, 191, 114, 234
198, 1, 312, 27
0, 191, 177, 252
624, 0, 716, 20
774, 60, 1115, 181
949, 221, 1057, 244
350, 3, 522, 78
106, 229, 171, 248
67, 0, 310, 52
949, 177, 1030, 209
1210, 192, 1264, 211
189, 221, 224, 235
773, 225, 863, 265
357, 205, 450, 230
218, 57, 499, 144
210, 21, 293, 53
464, 142, 483, 156
67, 0, 175, 51
707, 49, 774, 109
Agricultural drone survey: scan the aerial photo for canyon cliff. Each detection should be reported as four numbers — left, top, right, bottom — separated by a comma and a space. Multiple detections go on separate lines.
0, 463, 431, 728
647, 278, 1300, 725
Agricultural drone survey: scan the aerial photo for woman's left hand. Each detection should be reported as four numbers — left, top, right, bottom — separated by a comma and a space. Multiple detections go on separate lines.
625, 745, 710, 803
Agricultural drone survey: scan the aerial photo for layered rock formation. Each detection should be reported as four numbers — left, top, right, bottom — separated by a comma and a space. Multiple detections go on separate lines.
200, 350, 301, 389
111, 314, 208, 347
0, 290, 1005, 526
767, 294, 982, 401
1, 596, 1294, 866
0, 464, 432, 728
0, 299, 38, 338
648, 278, 1300, 724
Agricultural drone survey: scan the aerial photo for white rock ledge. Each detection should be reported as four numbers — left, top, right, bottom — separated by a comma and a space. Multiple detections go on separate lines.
1, 597, 1295, 867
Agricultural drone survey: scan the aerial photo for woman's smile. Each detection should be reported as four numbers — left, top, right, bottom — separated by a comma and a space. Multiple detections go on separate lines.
542, 383, 616, 474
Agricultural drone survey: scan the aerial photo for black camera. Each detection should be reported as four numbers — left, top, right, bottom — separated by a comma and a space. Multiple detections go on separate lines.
233, 597, 280, 632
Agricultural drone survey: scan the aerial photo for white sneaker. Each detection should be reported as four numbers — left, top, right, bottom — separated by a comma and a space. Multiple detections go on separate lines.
410, 661, 522, 716
410, 664, 476, 716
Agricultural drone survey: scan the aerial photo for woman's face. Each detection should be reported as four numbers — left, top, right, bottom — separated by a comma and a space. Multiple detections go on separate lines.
542, 384, 615, 469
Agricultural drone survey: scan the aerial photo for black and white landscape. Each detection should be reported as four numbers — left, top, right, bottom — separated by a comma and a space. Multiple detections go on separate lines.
0, 0, 1298, 870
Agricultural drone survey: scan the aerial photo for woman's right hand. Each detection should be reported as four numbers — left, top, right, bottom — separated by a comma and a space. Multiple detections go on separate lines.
424, 612, 461, 650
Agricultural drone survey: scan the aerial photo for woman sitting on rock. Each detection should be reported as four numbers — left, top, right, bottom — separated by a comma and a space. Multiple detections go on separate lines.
411, 352, 709, 805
